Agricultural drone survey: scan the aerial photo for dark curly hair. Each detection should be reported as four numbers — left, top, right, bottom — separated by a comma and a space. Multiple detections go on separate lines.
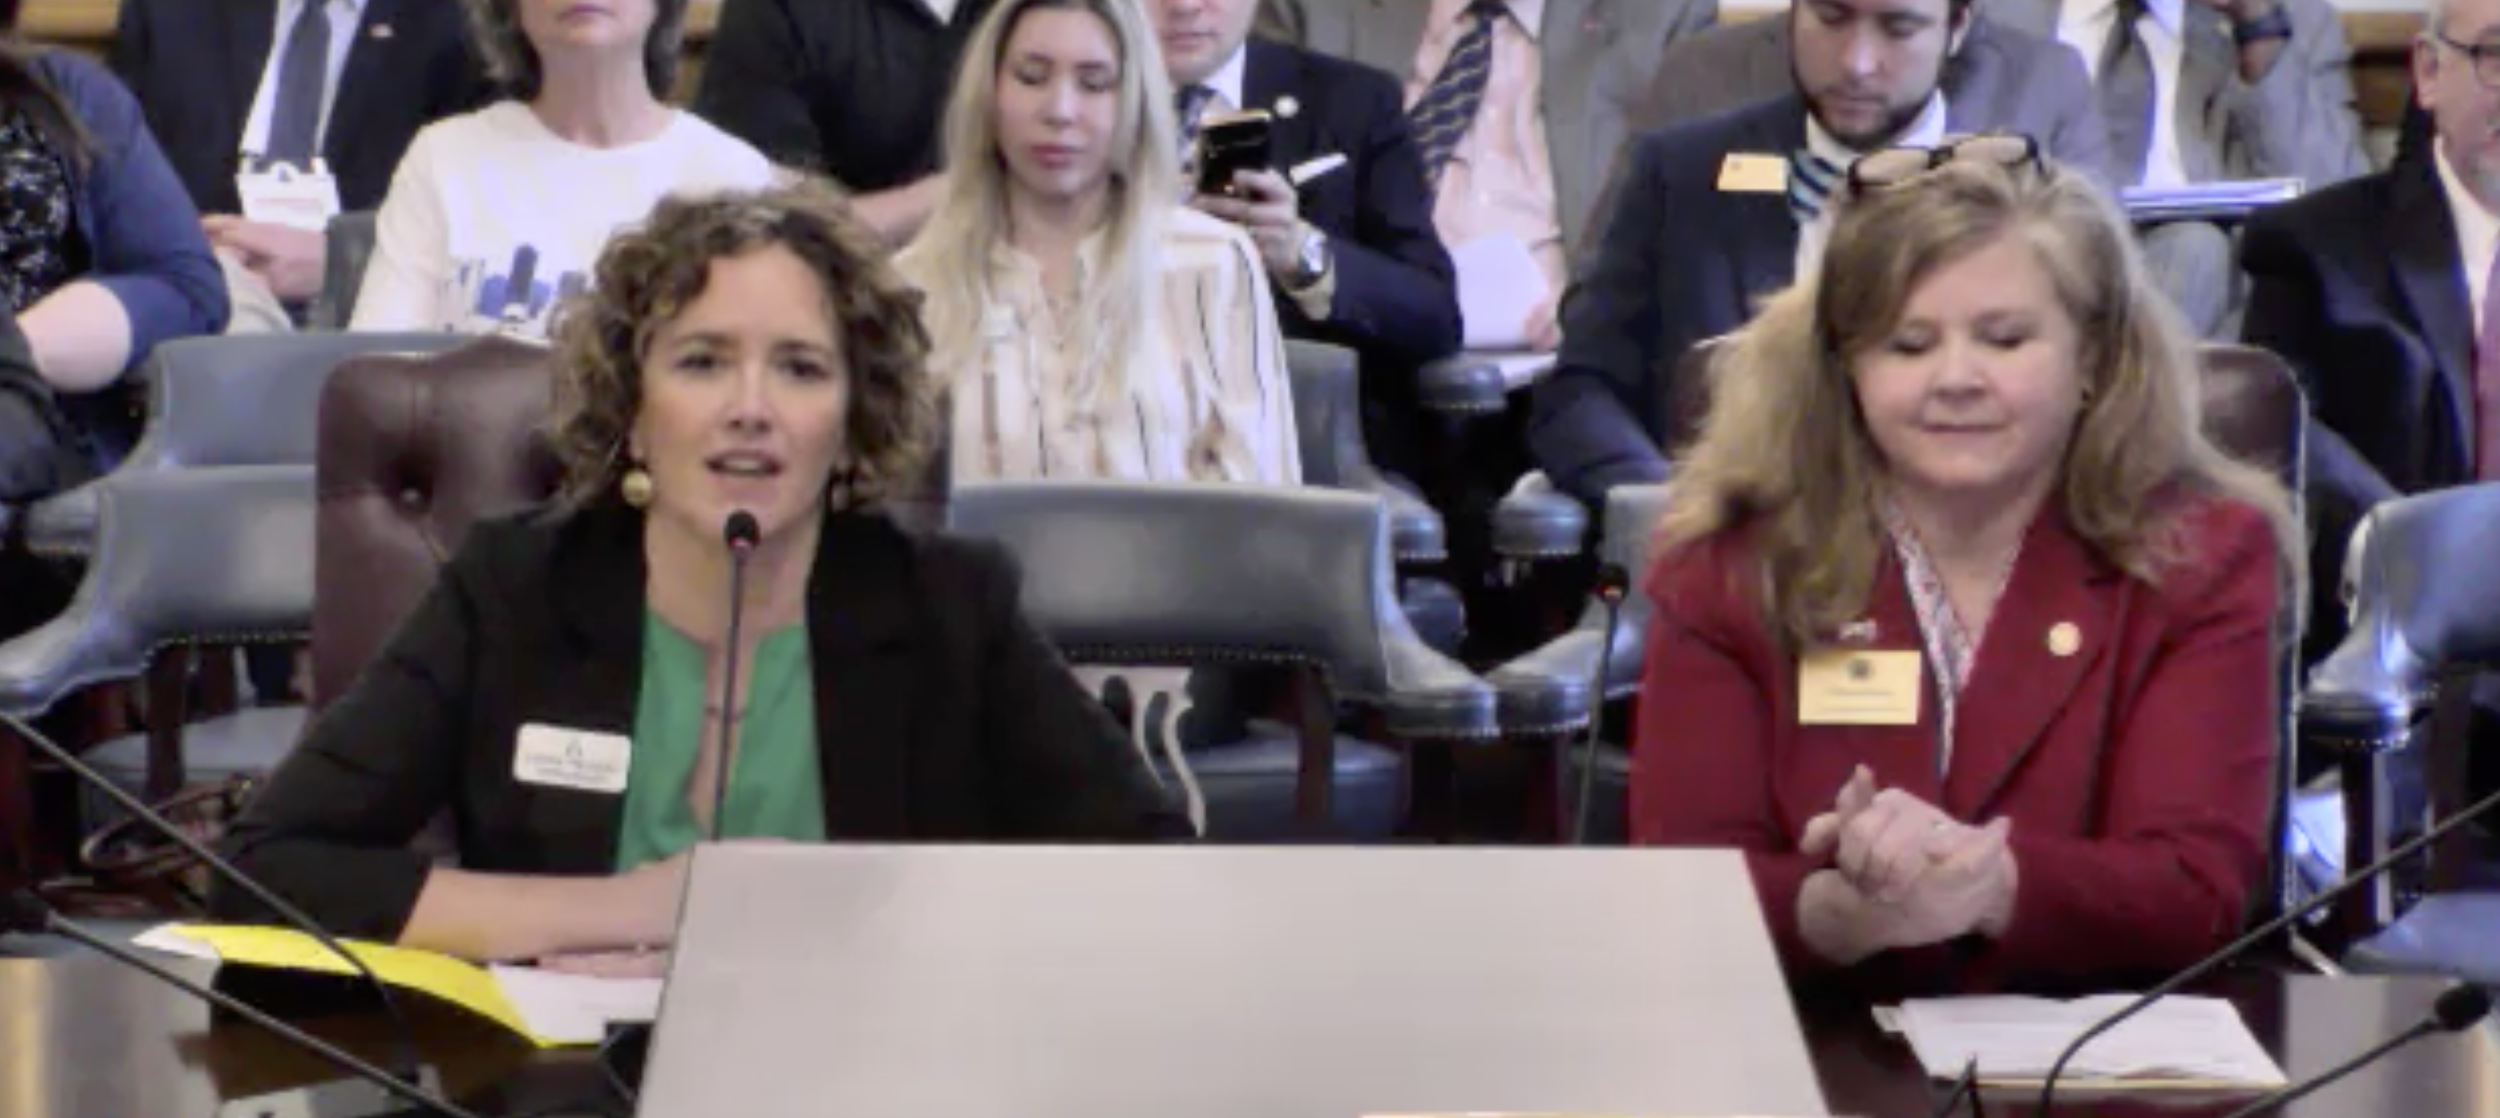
460, 0, 688, 101
548, 179, 937, 510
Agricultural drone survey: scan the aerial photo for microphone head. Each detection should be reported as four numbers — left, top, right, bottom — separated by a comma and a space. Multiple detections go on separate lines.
1594, 562, 1633, 602
2432, 984, 2493, 1032
723, 511, 761, 553
0, 890, 52, 935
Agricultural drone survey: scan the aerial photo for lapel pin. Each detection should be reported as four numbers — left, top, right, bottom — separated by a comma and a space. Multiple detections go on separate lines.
1838, 618, 1879, 644
1274, 96, 1300, 120
2047, 622, 2081, 658
370, 23, 395, 39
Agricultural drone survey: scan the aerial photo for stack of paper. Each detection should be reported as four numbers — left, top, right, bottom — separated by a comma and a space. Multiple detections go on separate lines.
1883, 995, 2289, 1088
134, 924, 660, 1047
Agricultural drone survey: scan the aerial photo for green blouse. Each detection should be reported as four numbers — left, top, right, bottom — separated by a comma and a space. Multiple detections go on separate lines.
613, 610, 826, 872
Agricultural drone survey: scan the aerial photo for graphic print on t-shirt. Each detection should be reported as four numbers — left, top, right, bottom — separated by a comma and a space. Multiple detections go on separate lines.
447, 243, 590, 337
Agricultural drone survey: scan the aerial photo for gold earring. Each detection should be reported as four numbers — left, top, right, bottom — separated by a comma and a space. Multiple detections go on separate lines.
620, 464, 654, 508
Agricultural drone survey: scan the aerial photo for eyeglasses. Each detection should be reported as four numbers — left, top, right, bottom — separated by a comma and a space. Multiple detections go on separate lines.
2432, 32, 2500, 90
1847, 132, 2042, 196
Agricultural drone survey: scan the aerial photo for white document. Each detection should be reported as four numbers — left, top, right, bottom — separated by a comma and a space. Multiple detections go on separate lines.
1450, 233, 1552, 351
488, 965, 663, 1045
1889, 995, 2288, 1087
2120, 178, 2304, 222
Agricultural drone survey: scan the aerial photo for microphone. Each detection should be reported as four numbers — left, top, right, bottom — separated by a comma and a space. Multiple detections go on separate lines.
1570, 562, 1632, 845
2211, 984, 2491, 1118
0, 710, 428, 1085
2037, 781, 2500, 1113
1, 891, 486, 1118
711, 510, 761, 840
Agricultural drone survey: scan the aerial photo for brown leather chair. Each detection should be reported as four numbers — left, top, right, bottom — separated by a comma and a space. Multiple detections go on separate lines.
312, 336, 563, 707
312, 336, 954, 704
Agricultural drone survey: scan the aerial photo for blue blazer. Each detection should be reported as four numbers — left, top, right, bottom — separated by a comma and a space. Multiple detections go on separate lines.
1239, 39, 1459, 473
1529, 95, 1803, 505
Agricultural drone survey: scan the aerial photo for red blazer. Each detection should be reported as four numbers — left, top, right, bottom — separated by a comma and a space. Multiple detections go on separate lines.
1629, 496, 2281, 993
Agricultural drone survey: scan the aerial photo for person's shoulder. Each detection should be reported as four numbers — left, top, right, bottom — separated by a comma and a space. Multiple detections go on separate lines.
403, 101, 528, 161
663, 110, 777, 179
2240, 165, 2400, 268
24, 47, 139, 116
1252, 38, 1401, 108
2249, 166, 2397, 236
1641, 516, 1762, 628
1638, 95, 1800, 178
2148, 490, 2281, 605
1162, 206, 1263, 270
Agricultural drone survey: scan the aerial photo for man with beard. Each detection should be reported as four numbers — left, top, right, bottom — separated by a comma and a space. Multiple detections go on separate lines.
1527, 0, 1978, 505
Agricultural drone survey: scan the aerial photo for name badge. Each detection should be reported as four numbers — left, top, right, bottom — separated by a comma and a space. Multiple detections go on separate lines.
1717, 152, 1788, 194
513, 723, 632, 794
235, 158, 343, 232
1797, 649, 1923, 726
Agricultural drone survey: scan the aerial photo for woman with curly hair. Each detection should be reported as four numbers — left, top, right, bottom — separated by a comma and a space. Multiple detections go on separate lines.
219, 183, 1187, 968
348, 0, 775, 338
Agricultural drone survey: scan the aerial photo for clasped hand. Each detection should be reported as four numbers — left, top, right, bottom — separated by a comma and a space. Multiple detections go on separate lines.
1796, 766, 2019, 964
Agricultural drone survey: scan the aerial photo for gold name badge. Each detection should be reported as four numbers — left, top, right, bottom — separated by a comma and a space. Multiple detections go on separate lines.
1797, 649, 1923, 726
1716, 152, 1788, 194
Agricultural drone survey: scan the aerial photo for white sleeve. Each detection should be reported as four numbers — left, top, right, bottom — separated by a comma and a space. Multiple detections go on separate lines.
349, 131, 455, 333
1214, 229, 1301, 487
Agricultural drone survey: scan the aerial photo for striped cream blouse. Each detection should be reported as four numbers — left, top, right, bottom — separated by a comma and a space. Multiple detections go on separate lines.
938, 208, 1301, 486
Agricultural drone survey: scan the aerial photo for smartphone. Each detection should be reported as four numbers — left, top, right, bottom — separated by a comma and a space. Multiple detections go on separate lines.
1195, 110, 1273, 198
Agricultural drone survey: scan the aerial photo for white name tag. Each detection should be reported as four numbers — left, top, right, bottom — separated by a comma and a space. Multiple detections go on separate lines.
513, 723, 632, 794
235, 159, 343, 232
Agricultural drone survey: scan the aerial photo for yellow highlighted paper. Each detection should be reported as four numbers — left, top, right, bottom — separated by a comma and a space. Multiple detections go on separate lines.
158, 924, 562, 1047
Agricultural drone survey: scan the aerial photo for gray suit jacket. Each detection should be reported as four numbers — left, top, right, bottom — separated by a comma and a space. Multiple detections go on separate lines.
1615, 15, 2115, 190
1268, 0, 1717, 252
1991, 0, 2365, 187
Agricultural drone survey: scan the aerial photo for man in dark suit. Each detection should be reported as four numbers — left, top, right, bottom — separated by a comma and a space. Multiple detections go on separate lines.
2239, 0, 2500, 805
1528, 0, 1976, 504
111, 0, 492, 304
1154, 0, 1461, 475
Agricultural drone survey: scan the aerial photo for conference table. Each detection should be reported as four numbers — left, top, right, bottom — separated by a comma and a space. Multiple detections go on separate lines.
3, 938, 2493, 1118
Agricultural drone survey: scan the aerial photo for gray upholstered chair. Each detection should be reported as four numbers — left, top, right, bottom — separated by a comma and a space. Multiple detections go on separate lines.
0, 466, 316, 804
307, 210, 379, 332
949, 481, 1496, 841
2300, 483, 2500, 985
19, 332, 463, 560
1286, 340, 1464, 652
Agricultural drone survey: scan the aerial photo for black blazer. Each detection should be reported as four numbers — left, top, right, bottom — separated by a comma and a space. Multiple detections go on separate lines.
2240, 156, 2478, 658
1528, 95, 1803, 506
1242, 40, 1461, 476
109, 0, 494, 215
217, 501, 1189, 942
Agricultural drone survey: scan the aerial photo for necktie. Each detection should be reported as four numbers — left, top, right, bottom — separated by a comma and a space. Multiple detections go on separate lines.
1408, 0, 1505, 187
2475, 248, 2500, 480
2097, 0, 2155, 186
1176, 83, 1216, 160
1787, 149, 1842, 226
266, 0, 333, 167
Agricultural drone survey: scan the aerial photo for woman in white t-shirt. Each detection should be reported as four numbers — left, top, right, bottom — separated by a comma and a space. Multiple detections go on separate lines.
896, 0, 1298, 486
350, 0, 776, 338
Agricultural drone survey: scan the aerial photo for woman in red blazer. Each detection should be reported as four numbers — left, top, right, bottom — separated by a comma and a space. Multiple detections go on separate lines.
1628, 143, 2299, 994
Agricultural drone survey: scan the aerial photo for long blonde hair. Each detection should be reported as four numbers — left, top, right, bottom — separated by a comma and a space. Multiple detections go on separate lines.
897, 0, 1179, 418
1657, 159, 2299, 648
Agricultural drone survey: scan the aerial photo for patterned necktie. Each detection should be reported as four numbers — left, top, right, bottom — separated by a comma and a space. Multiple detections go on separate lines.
2097, 0, 2156, 186
1408, 0, 1506, 187
1176, 83, 1216, 160
1787, 149, 1842, 226
2475, 247, 2500, 480
267, 0, 333, 166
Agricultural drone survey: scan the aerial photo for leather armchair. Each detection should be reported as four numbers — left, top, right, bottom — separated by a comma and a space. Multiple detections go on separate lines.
2300, 483, 2500, 985
0, 466, 317, 799
308, 210, 379, 332
949, 481, 1497, 840
312, 336, 564, 705
1485, 484, 1671, 739
1415, 351, 1518, 418
20, 333, 463, 560
1287, 340, 1463, 654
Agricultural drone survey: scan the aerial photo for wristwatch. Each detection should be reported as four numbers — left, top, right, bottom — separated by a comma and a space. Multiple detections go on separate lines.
1286, 226, 1332, 292
2230, 3, 2293, 46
